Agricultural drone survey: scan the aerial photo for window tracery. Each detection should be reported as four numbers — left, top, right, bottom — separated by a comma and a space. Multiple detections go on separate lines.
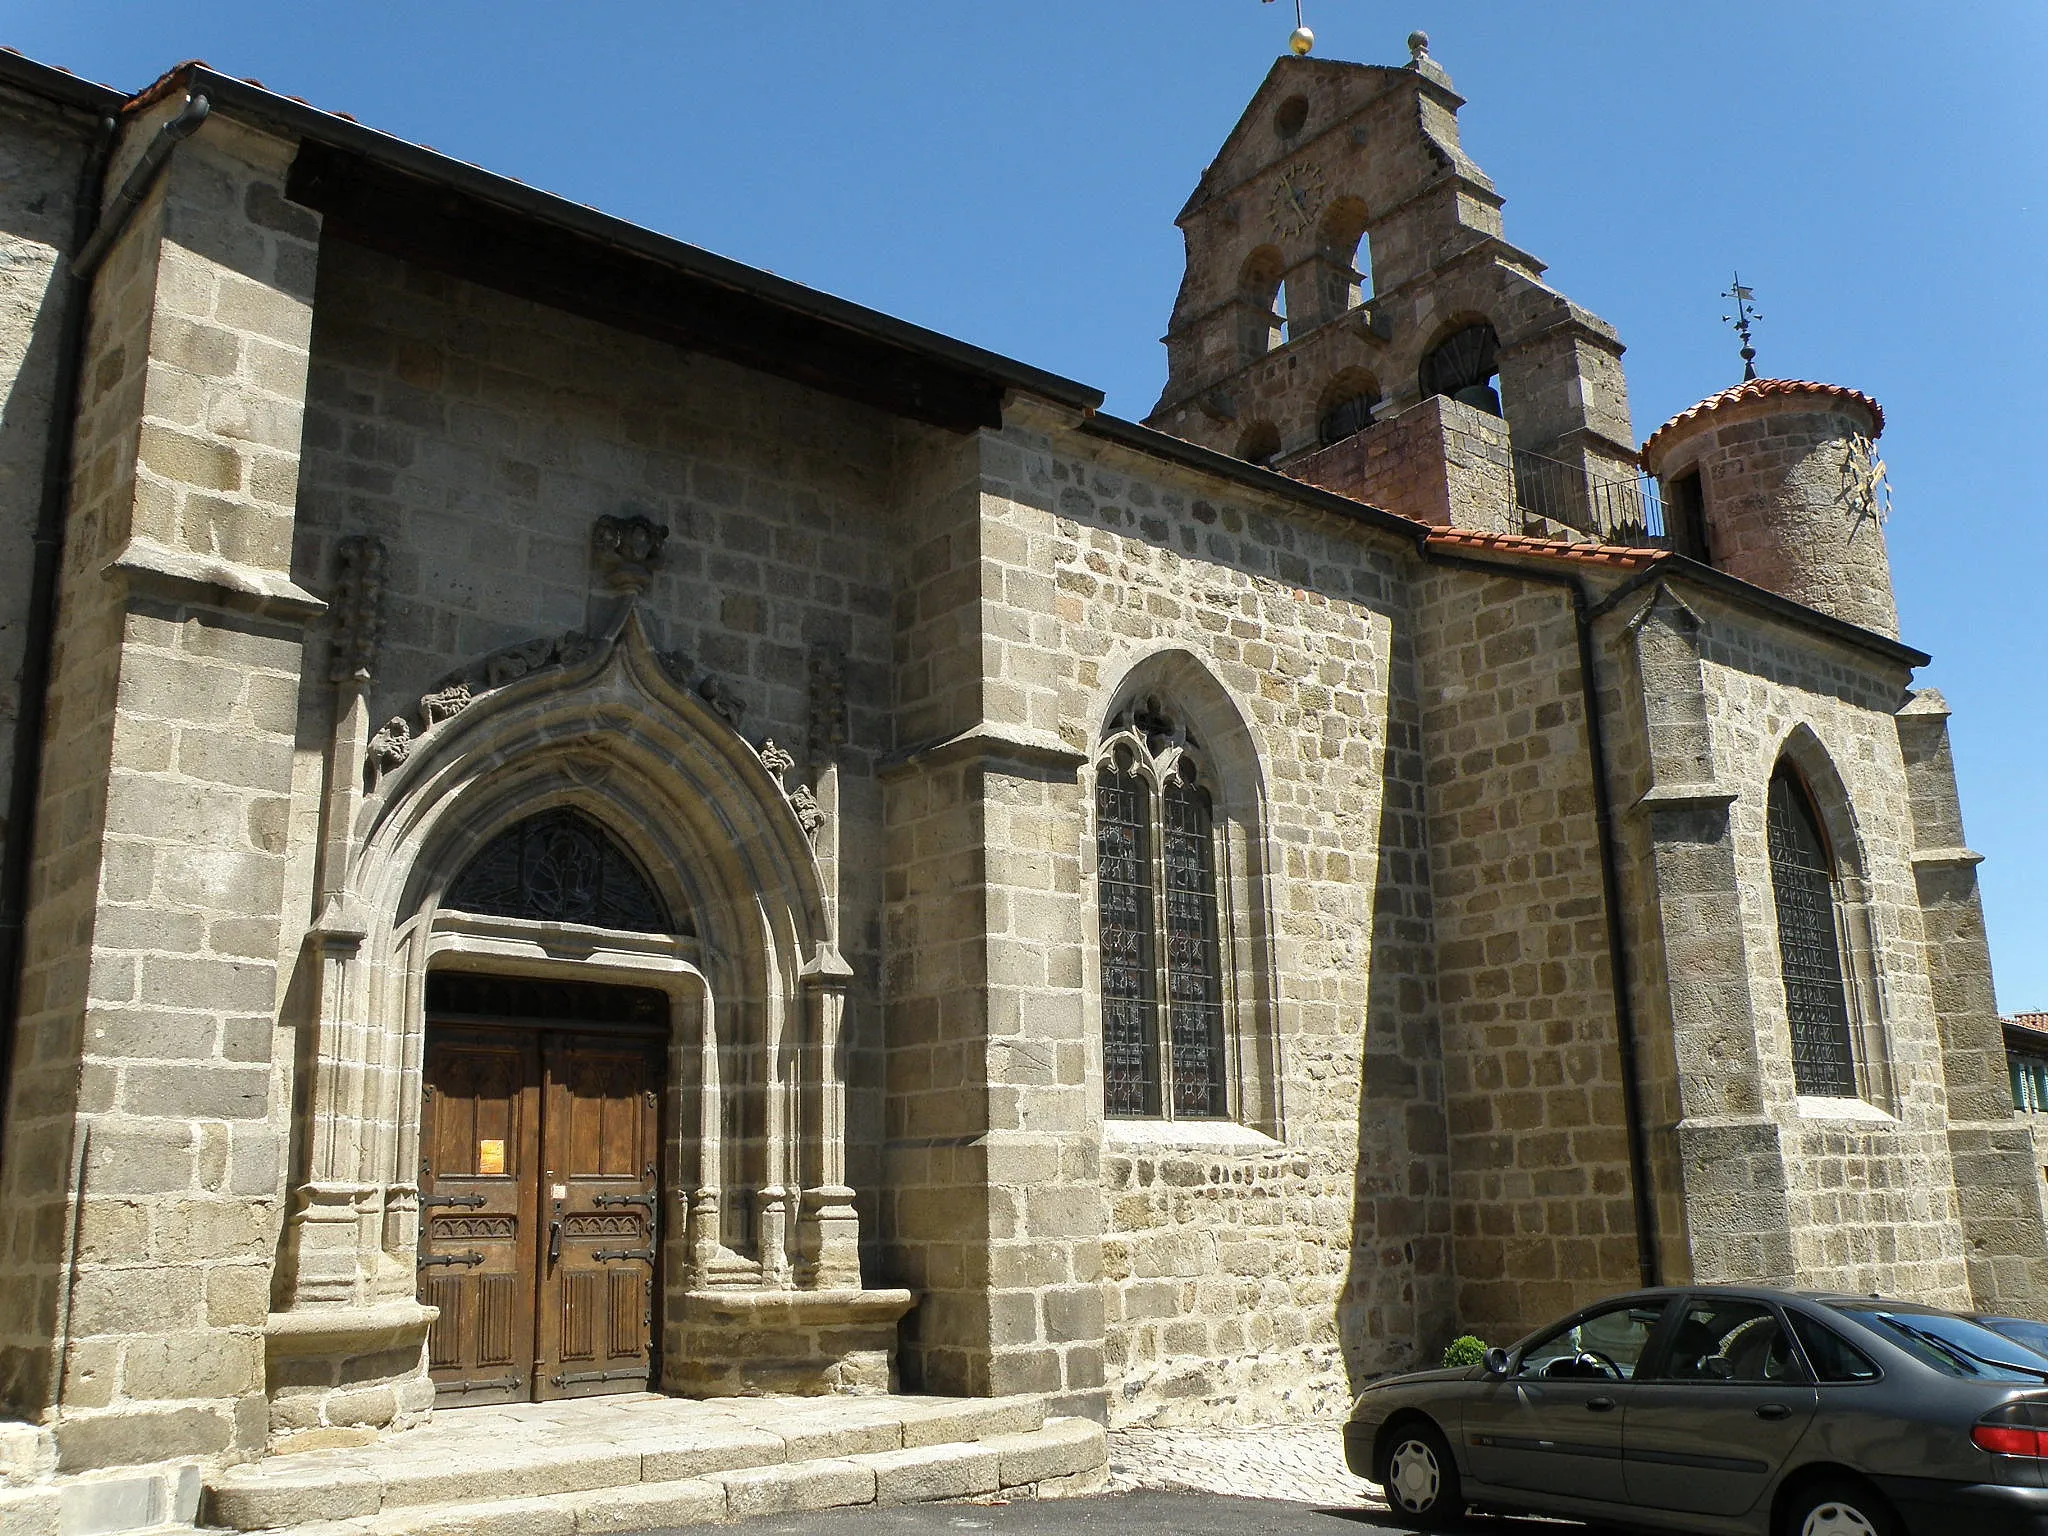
1766, 766, 1856, 1097
1096, 700, 1229, 1119
445, 808, 673, 934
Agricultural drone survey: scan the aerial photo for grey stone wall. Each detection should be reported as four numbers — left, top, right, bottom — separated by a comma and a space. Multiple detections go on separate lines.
0, 105, 323, 1473
1633, 597, 1972, 1303
0, 87, 95, 916
1409, 561, 1644, 1343
292, 234, 903, 1254
986, 404, 1455, 1425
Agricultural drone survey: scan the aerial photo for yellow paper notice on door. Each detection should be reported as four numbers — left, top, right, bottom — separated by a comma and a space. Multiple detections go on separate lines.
477, 1138, 506, 1176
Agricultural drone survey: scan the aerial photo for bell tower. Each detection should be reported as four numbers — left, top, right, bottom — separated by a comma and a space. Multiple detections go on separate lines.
1147, 35, 1640, 539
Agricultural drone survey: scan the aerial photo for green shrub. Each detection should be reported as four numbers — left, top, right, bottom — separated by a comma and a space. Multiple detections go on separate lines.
1441, 1334, 1489, 1368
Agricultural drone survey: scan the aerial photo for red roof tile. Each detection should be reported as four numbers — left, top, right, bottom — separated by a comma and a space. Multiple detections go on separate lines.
1642, 379, 1885, 470
2008, 1013, 2048, 1038
1424, 527, 1669, 570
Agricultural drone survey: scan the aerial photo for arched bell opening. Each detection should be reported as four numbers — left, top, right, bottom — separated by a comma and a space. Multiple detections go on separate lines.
1420, 320, 1503, 417
1236, 419, 1283, 468
1316, 367, 1381, 448
1238, 245, 1288, 360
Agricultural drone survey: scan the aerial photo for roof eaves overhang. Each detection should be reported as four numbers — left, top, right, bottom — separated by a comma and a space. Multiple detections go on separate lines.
1659, 556, 1931, 670
160, 65, 1103, 435
1079, 413, 1429, 547
1429, 534, 1931, 671
0, 47, 124, 116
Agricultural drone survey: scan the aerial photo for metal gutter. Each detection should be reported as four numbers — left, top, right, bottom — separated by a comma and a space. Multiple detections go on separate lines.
0, 48, 125, 114
166, 66, 1104, 419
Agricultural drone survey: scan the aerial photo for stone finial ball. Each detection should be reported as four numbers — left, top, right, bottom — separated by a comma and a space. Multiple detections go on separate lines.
1408, 30, 1430, 58
1290, 25, 1315, 55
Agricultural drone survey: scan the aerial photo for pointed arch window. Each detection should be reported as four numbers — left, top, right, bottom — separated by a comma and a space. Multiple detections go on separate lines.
1096, 701, 1229, 1119
445, 808, 672, 933
1766, 767, 1856, 1097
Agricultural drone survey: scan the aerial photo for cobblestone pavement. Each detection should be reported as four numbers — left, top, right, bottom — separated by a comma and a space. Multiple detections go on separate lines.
1106, 1424, 1390, 1510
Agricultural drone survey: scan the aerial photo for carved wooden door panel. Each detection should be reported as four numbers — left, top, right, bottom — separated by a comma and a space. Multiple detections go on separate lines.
418, 1028, 541, 1405
535, 1033, 663, 1400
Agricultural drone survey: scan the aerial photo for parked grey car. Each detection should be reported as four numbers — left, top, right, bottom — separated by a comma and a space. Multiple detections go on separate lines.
1344, 1286, 2048, 1536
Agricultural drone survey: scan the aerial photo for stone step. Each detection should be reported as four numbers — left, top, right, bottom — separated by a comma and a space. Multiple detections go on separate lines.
205, 1394, 1084, 1533
0, 1462, 203, 1536
225, 1418, 1106, 1535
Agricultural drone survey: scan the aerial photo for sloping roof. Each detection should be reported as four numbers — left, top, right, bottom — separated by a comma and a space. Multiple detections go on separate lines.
2008, 1013, 2048, 1039
0, 45, 124, 112
1642, 379, 1885, 471
1424, 528, 1669, 571
109, 61, 1105, 435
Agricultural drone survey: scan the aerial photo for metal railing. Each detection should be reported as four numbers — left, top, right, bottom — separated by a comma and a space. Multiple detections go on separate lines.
1511, 447, 1666, 546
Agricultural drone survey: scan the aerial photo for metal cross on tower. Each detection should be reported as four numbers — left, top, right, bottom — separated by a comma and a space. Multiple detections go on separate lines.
1262, 0, 1315, 56
1722, 274, 1763, 382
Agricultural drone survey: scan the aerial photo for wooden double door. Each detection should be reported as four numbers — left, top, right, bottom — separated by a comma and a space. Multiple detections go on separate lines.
418, 1012, 664, 1404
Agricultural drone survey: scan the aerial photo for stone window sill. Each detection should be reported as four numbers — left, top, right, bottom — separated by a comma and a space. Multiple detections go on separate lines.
1794, 1094, 1897, 1125
1103, 1118, 1282, 1152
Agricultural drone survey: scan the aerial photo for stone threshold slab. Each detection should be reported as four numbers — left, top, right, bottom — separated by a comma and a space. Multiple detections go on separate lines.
205, 1394, 1063, 1531
267, 1421, 1108, 1536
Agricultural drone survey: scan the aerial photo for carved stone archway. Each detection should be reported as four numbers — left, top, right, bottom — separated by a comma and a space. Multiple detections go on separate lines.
266, 608, 905, 1431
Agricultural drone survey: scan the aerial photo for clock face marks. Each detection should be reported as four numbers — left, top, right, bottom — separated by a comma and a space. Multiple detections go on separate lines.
1268, 160, 1326, 237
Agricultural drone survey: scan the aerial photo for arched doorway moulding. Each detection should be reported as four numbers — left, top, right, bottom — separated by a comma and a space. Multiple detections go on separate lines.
274, 613, 861, 1360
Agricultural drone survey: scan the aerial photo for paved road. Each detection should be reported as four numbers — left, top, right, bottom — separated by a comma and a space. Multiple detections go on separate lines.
722, 1489, 1581, 1536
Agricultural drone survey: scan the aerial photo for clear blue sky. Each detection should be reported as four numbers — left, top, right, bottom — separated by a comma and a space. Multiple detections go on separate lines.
14, 2, 2046, 1008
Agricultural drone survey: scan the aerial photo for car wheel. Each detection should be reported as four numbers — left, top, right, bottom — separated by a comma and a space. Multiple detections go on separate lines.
1380, 1421, 1464, 1527
1782, 1477, 1899, 1536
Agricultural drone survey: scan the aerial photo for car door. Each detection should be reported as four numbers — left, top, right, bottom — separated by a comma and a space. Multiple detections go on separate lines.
1463, 1297, 1674, 1506
1624, 1295, 1821, 1518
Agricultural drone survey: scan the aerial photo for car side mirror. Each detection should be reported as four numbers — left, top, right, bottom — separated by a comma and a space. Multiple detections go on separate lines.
1484, 1347, 1511, 1377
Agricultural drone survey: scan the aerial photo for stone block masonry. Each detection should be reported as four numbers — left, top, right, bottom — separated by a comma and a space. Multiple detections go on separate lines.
1410, 563, 1642, 1341
0, 86, 104, 891
986, 401, 1456, 1424
0, 100, 323, 1470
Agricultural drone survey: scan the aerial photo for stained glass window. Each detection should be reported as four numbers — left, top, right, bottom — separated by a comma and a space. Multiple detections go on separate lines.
1097, 749, 1159, 1118
446, 808, 671, 934
1095, 711, 1229, 1121
1767, 769, 1855, 1097
1163, 770, 1226, 1118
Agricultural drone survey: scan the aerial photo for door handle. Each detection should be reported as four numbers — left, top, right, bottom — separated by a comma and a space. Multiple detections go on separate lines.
1755, 1403, 1792, 1421
1586, 1397, 1616, 1413
548, 1219, 562, 1264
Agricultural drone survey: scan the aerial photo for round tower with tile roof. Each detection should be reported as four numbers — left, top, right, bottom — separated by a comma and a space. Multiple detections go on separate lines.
1640, 379, 1899, 638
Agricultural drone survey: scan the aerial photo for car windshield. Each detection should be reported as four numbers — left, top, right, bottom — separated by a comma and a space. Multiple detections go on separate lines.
1979, 1317, 2048, 1360
1835, 1306, 2048, 1381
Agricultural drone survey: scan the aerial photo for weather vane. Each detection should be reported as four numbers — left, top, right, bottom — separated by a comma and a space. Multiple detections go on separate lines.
1262, 0, 1315, 56
1722, 273, 1762, 382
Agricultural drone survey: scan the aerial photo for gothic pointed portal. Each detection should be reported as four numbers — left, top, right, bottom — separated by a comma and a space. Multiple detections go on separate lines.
445, 807, 675, 934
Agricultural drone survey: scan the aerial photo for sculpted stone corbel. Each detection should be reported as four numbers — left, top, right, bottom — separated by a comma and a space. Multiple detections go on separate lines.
366, 717, 412, 779
698, 675, 746, 728
790, 783, 825, 844
591, 512, 670, 594
419, 683, 472, 726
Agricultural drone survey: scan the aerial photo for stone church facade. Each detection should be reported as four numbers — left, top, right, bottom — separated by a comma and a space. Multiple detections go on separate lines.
0, 30, 2041, 1515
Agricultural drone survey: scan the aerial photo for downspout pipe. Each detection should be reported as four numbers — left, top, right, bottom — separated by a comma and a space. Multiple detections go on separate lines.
0, 91, 210, 1189
71, 93, 210, 278
1420, 537, 1665, 1288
